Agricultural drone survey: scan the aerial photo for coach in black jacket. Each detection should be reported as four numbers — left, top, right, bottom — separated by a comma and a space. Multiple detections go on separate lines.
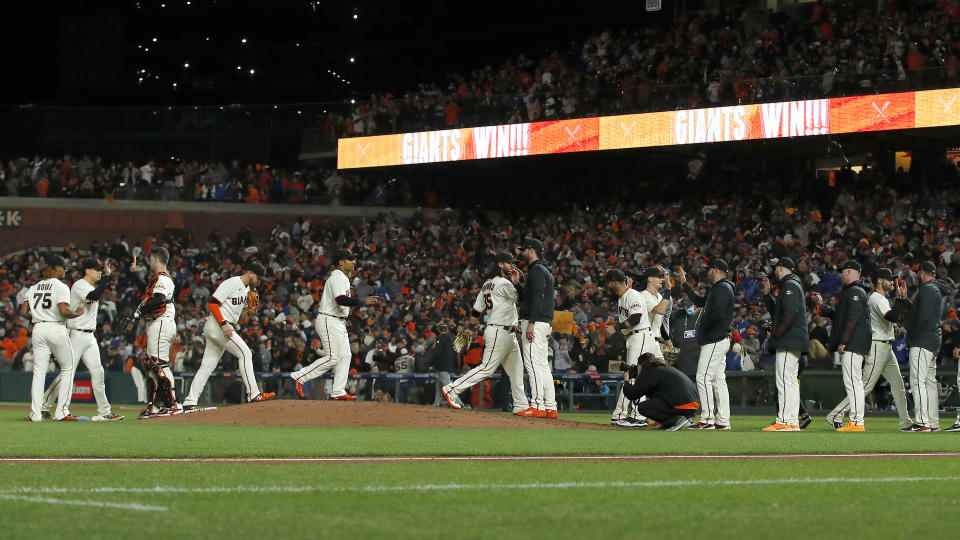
429, 323, 459, 407
893, 261, 952, 431
622, 353, 700, 431
760, 257, 808, 431
517, 238, 557, 416
677, 259, 735, 430
815, 260, 872, 431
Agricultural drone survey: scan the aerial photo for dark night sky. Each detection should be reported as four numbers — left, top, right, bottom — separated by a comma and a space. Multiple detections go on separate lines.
0, 0, 675, 106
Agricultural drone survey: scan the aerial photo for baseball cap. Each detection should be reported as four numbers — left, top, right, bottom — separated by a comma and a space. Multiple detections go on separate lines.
494, 251, 516, 264
45, 254, 67, 268
81, 258, 103, 272
522, 238, 544, 255
336, 248, 357, 262
708, 259, 729, 272
772, 257, 796, 271
604, 269, 627, 283
643, 266, 667, 278
247, 262, 266, 277
919, 261, 937, 274
840, 259, 862, 272
875, 268, 894, 280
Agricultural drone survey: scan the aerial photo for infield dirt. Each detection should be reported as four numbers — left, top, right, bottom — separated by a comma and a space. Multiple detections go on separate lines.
150, 400, 612, 429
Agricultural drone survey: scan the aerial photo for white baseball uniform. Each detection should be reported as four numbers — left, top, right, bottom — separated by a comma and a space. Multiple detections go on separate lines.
443, 276, 529, 413
291, 269, 353, 397
143, 271, 178, 409
611, 288, 661, 422
696, 336, 731, 426
774, 349, 802, 426
184, 276, 264, 406
26, 278, 75, 421
828, 291, 911, 428
43, 278, 114, 417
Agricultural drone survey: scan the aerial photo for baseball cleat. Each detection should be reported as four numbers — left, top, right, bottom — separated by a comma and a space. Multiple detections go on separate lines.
331, 394, 357, 401
22, 417, 38, 422
798, 413, 812, 429
545, 410, 559, 419
714, 424, 731, 430
41, 411, 52, 420
440, 388, 462, 409
836, 422, 865, 432
137, 409, 157, 420
945, 422, 960, 432
182, 405, 198, 412
613, 417, 646, 427
762, 423, 800, 432
900, 423, 924, 432
518, 408, 547, 418
92, 413, 125, 422
156, 405, 182, 417
665, 417, 693, 431
58, 415, 81, 422
687, 422, 715, 430
827, 418, 844, 430
292, 377, 304, 398
251, 392, 276, 402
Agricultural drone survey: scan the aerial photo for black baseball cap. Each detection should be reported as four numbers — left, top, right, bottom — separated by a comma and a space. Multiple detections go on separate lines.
81, 258, 103, 272
494, 251, 516, 264
840, 259, 862, 273
522, 238, 544, 255
604, 269, 627, 283
335, 248, 357, 262
919, 261, 937, 275
709, 259, 729, 272
45, 254, 67, 268
772, 257, 796, 271
247, 262, 266, 277
643, 266, 667, 278
875, 267, 894, 280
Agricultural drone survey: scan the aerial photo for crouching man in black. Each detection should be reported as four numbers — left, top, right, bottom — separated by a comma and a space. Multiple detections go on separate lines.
622, 353, 701, 431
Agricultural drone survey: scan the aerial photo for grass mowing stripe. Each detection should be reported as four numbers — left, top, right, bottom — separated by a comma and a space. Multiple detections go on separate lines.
0, 493, 167, 511
6, 475, 960, 494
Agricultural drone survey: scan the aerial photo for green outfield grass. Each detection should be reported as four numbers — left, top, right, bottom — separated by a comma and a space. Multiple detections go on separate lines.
3, 458, 959, 539
2, 403, 959, 458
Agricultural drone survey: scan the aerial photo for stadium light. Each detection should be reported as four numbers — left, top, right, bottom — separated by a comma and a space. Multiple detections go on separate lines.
349, 57, 355, 63
184, 62, 190, 68
249, 68, 255, 75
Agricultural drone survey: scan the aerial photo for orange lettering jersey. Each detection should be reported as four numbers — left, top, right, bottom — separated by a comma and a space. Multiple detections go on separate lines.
141, 272, 175, 319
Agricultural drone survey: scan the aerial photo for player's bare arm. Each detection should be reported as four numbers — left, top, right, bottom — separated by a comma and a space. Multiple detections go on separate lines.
57, 302, 83, 319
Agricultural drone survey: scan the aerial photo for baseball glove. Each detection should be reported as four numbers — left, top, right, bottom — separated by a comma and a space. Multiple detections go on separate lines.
117, 314, 139, 339
246, 289, 260, 314
662, 346, 681, 365
453, 330, 471, 353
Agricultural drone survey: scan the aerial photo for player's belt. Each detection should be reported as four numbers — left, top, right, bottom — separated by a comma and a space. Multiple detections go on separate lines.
627, 327, 651, 335
874, 339, 893, 344
320, 313, 347, 320
33, 321, 61, 324
490, 323, 518, 332
71, 328, 95, 333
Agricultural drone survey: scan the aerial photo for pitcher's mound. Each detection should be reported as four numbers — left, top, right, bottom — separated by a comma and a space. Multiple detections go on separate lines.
153, 400, 609, 429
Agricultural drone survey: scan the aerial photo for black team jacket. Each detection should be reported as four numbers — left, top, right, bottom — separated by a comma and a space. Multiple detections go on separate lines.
896, 279, 952, 352
517, 259, 555, 324
821, 280, 872, 355
683, 278, 735, 345
764, 273, 809, 353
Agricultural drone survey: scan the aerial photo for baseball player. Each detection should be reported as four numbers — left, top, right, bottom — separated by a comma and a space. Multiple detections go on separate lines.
41, 259, 124, 421
825, 268, 911, 431
893, 260, 951, 432
814, 260, 872, 432
135, 247, 181, 418
182, 263, 274, 411
606, 269, 661, 427
290, 248, 384, 399
760, 257, 809, 432
21, 255, 84, 422
517, 238, 557, 418
677, 261, 735, 430
441, 252, 531, 415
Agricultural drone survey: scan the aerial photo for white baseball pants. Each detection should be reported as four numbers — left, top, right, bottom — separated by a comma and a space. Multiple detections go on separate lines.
774, 349, 801, 426
184, 317, 263, 406
695, 338, 730, 426
909, 347, 939, 429
145, 317, 178, 407
29, 322, 75, 421
43, 330, 112, 417
828, 341, 910, 428
443, 325, 529, 413
611, 328, 661, 421
838, 351, 865, 426
521, 320, 555, 412
292, 315, 351, 397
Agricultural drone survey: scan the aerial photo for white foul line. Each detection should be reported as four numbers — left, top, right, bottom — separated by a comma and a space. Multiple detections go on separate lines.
0, 492, 167, 511
3, 476, 960, 495
2, 453, 960, 463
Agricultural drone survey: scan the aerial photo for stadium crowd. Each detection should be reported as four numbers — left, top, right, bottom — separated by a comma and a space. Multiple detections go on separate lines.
328, 0, 960, 137
2, 165, 959, 408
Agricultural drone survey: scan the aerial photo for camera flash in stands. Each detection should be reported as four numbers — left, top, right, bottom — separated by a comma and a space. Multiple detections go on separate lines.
349, 57, 355, 63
